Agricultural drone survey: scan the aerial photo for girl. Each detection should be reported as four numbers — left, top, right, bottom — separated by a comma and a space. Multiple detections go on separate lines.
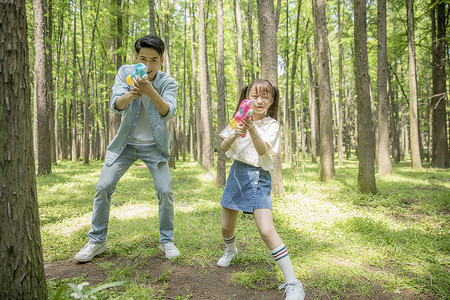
217, 79, 305, 300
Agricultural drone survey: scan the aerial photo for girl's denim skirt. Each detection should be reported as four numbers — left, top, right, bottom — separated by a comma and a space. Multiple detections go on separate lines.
220, 160, 272, 214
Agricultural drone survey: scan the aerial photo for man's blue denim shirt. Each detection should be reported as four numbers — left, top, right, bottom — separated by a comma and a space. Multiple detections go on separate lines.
106, 65, 178, 166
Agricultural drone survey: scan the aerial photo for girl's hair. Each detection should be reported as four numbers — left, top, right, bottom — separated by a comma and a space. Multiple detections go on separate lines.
236, 79, 279, 120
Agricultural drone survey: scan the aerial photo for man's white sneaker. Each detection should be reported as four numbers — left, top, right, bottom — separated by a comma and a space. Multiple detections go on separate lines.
279, 280, 305, 300
74, 241, 107, 262
217, 249, 238, 267
159, 242, 180, 259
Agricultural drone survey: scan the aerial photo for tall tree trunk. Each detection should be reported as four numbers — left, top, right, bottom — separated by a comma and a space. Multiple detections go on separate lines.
72, 1, 79, 161
80, 0, 90, 164
430, 0, 449, 167
62, 35, 69, 160
257, 0, 283, 195
354, 0, 376, 194
234, 0, 244, 93
34, 0, 52, 175
307, 40, 318, 163
149, 0, 156, 35
0, 0, 47, 297
216, 0, 227, 187
289, 1, 302, 163
247, 0, 255, 82
199, 0, 213, 171
190, 4, 201, 162
406, 0, 422, 169
313, 0, 335, 181
337, 0, 344, 167
47, 0, 56, 163
377, 0, 393, 175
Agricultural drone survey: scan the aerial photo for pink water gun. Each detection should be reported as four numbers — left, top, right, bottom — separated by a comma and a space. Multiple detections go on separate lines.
229, 99, 253, 137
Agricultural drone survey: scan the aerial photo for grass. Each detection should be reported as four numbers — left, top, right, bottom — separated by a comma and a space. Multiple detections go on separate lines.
38, 157, 450, 299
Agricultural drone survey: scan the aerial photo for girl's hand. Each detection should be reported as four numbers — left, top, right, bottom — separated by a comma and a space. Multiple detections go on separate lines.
241, 117, 254, 131
235, 122, 248, 137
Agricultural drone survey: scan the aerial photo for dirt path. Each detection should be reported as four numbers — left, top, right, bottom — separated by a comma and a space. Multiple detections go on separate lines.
45, 254, 434, 299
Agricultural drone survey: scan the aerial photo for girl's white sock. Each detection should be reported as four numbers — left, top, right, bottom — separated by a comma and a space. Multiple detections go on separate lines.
223, 233, 237, 252
271, 243, 297, 283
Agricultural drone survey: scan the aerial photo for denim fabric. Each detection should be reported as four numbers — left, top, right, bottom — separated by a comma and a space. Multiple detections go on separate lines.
88, 144, 174, 244
106, 67, 178, 167
220, 160, 272, 214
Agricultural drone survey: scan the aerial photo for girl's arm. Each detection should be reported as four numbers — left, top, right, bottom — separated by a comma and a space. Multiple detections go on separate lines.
248, 126, 269, 156
221, 130, 240, 152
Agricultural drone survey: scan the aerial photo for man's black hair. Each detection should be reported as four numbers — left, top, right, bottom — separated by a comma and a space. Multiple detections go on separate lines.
135, 34, 165, 57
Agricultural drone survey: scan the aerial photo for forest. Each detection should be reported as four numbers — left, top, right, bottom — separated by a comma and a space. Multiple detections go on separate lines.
23, 0, 449, 186
1, 0, 449, 298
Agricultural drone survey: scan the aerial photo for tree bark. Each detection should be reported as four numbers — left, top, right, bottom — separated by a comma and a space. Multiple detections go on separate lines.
377, 0, 393, 175
257, 0, 284, 195
0, 0, 47, 297
307, 40, 318, 163
34, 0, 52, 175
337, 0, 344, 167
149, 0, 156, 35
234, 0, 244, 93
313, 0, 335, 181
354, 0, 376, 193
199, 0, 213, 171
216, 0, 227, 187
406, 0, 422, 169
430, 0, 449, 168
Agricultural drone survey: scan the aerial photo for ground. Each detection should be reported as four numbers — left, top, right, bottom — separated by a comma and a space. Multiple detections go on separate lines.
44, 252, 436, 300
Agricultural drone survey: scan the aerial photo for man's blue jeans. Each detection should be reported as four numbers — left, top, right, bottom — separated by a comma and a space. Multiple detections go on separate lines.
88, 144, 174, 244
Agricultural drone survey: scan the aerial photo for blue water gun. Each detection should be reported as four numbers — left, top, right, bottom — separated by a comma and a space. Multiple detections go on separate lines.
126, 63, 148, 85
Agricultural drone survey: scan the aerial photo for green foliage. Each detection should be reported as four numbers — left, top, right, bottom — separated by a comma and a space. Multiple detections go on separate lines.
40, 159, 449, 298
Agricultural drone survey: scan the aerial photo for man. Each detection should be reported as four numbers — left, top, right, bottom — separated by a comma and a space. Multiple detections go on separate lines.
75, 34, 179, 262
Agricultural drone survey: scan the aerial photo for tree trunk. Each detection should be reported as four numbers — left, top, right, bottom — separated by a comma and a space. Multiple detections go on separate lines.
257, 0, 284, 195
307, 40, 318, 163
34, 0, 52, 175
247, 1, 255, 81
234, 0, 244, 93
62, 36, 69, 160
216, 0, 227, 187
430, 0, 449, 168
337, 0, 344, 167
289, 2, 302, 164
406, 0, 422, 169
377, 0, 393, 175
199, 0, 213, 171
354, 0, 376, 194
0, 0, 47, 297
149, 0, 156, 35
190, 4, 200, 162
313, 0, 335, 181
47, 0, 56, 164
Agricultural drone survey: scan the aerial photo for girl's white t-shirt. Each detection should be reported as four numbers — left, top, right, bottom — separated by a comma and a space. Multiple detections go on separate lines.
219, 116, 280, 171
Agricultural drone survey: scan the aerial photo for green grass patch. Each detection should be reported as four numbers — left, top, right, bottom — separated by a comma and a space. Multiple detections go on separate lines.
39, 158, 449, 299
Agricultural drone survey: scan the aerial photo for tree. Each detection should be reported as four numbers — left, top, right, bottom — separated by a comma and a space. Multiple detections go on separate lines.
306, 38, 318, 163
216, 0, 227, 187
337, 0, 344, 167
354, 0, 376, 194
313, 0, 335, 181
198, 0, 213, 171
406, 0, 422, 169
34, 0, 52, 175
234, 0, 244, 93
1, 0, 47, 297
430, 0, 449, 168
257, 0, 283, 195
377, 0, 393, 175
